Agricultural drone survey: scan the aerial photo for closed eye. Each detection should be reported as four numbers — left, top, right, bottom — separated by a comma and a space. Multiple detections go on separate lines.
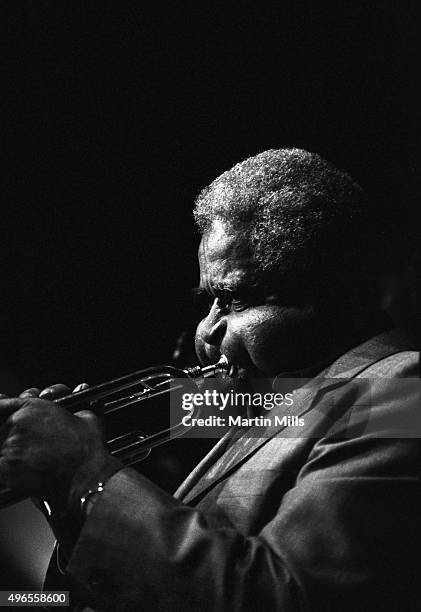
216, 289, 255, 313
192, 285, 262, 314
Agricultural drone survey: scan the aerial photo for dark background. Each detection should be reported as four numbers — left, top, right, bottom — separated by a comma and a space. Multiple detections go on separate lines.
1, 0, 419, 591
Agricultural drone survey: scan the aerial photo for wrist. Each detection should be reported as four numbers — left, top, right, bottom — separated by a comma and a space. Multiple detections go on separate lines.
65, 452, 123, 519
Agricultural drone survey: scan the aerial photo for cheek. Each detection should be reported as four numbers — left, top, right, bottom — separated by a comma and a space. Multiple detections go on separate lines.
239, 316, 286, 363
220, 309, 282, 369
232, 307, 316, 374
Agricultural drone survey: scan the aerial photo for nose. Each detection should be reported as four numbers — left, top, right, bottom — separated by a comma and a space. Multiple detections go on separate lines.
198, 300, 227, 347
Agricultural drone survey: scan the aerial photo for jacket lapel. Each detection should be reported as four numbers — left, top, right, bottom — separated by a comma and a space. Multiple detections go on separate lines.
178, 377, 324, 504
174, 430, 236, 500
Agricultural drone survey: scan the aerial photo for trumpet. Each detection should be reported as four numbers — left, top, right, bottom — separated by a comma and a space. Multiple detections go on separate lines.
0, 356, 233, 509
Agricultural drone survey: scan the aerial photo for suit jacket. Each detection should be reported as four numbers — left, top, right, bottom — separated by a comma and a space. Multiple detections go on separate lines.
47, 330, 420, 611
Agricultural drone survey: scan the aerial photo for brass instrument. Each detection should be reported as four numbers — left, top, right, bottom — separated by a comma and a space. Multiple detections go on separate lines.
0, 356, 232, 509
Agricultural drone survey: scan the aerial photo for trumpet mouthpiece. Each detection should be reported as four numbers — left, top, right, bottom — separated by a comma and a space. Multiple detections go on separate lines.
186, 355, 237, 379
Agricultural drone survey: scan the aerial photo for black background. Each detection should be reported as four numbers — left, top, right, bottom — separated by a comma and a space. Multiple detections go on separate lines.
0, 0, 420, 591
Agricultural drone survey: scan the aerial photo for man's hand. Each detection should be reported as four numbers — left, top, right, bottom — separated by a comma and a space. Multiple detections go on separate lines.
0, 387, 121, 513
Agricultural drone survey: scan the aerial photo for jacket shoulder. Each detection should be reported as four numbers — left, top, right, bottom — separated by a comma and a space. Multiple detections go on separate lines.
358, 350, 419, 378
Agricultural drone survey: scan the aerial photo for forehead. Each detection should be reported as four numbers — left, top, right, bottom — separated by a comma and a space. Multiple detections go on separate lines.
198, 220, 256, 288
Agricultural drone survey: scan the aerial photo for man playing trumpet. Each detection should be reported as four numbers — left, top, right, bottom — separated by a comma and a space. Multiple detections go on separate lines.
0, 149, 419, 611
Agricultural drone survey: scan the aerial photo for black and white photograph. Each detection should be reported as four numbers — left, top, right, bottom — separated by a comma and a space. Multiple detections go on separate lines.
0, 2, 420, 610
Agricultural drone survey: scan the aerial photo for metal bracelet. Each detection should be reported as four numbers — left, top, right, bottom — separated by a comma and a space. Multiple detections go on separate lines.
80, 481, 105, 516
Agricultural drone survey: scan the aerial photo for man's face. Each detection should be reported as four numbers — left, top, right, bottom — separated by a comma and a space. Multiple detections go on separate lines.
195, 220, 321, 378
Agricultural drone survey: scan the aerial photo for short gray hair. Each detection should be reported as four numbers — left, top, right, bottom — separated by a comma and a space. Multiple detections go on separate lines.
194, 149, 373, 303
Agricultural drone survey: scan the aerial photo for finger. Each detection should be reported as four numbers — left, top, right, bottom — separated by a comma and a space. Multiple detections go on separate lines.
19, 388, 41, 399
39, 384, 71, 400
73, 383, 90, 393
0, 398, 25, 423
